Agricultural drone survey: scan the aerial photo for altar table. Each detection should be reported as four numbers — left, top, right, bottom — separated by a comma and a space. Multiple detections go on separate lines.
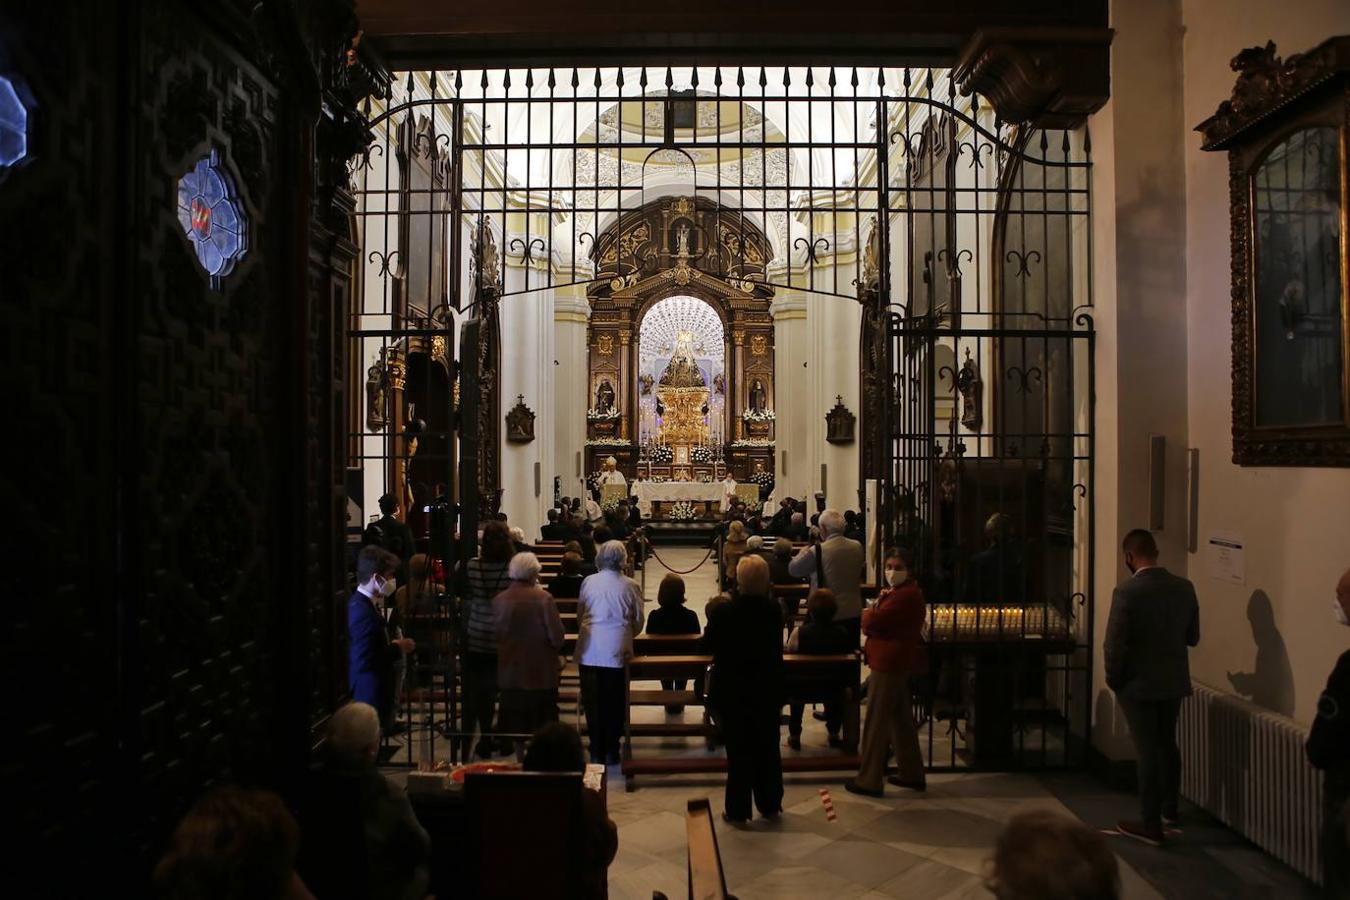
631, 481, 726, 517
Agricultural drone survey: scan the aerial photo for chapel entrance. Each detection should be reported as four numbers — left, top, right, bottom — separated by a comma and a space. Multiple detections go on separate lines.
346, 65, 1096, 772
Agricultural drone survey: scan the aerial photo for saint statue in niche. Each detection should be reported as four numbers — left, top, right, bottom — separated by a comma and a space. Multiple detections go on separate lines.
675, 223, 691, 257
956, 349, 983, 431
595, 379, 616, 413
749, 378, 767, 413
713, 372, 725, 396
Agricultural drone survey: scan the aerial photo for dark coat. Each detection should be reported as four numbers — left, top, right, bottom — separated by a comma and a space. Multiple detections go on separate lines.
1308, 649, 1350, 781
348, 589, 399, 719
701, 593, 784, 710
1104, 567, 1200, 701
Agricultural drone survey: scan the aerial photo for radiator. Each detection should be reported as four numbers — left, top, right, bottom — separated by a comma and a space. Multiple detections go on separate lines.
1178, 682, 1323, 884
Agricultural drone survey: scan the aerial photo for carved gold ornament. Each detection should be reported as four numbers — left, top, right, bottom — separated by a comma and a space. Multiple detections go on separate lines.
596, 333, 615, 356
749, 334, 768, 357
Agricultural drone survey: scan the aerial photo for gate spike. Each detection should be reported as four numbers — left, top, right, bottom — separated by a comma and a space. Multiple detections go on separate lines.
804, 68, 813, 89
593, 69, 602, 89
1040, 130, 1049, 152
665, 67, 674, 89
638, 68, 647, 89
525, 69, 534, 90
850, 67, 859, 90
759, 68, 768, 88
970, 92, 979, 113
429, 71, 438, 96
783, 67, 791, 88
503, 70, 512, 90
406, 70, 415, 96
690, 68, 700, 88
547, 69, 556, 90
616, 69, 625, 89
877, 67, 885, 90
714, 68, 722, 88
571, 69, 579, 89
903, 68, 911, 89
925, 68, 934, 92
828, 68, 837, 89
1083, 125, 1092, 153
454, 70, 463, 91
481, 71, 490, 90
1061, 130, 1071, 153
736, 67, 745, 89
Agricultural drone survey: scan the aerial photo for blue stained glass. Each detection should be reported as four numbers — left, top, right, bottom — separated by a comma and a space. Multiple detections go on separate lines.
176, 148, 248, 287
0, 74, 29, 167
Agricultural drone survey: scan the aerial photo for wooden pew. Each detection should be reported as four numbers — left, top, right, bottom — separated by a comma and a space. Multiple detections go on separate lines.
621, 653, 862, 789
685, 798, 731, 900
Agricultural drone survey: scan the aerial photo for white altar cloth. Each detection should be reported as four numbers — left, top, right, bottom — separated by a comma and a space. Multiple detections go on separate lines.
631, 481, 725, 517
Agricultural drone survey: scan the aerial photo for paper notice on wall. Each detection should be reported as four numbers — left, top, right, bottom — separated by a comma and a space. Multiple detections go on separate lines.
1205, 532, 1246, 585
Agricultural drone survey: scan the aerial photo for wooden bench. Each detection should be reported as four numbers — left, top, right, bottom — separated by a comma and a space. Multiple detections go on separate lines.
620, 652, 862, 789
685, 798, 731, 900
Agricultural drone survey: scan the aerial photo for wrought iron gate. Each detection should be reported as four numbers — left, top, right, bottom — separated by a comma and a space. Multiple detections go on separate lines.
346, 65, 1094, 769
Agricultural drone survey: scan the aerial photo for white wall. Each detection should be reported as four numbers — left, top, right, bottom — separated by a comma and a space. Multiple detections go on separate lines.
1179, 0, 1350, 727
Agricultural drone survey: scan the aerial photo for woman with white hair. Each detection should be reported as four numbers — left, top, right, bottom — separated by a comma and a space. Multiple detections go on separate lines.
576, 540, 645, 764
492, 552, 566, 761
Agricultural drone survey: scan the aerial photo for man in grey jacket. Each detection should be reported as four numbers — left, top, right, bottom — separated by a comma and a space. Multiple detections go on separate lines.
789, 508, 865, 646
1105, 529, 1200, 846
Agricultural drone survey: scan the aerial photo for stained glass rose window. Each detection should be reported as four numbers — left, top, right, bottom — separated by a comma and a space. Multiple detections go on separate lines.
176, 149, 248, 287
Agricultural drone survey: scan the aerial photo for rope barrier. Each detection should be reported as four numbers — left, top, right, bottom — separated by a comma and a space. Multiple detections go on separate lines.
644, 543, 716, 575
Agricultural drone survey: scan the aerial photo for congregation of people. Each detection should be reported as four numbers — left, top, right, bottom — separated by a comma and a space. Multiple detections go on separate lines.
146, 485, 1350, 899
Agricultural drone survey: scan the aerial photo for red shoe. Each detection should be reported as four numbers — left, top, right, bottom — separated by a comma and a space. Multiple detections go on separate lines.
1116, 820, 1165, 847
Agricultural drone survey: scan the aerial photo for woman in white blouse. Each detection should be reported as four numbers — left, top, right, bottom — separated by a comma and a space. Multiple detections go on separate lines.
576, 540, 646, 764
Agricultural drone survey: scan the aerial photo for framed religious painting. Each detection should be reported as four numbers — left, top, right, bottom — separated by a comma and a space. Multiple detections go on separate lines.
1197, 36, 1350, 466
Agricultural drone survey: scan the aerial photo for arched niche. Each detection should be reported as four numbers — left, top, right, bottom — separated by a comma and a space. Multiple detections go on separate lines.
582, 196, 777, 482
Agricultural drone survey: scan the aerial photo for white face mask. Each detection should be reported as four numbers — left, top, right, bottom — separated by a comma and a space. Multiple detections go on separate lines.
885, 568, 907, 587
1335, 598, 1349, 627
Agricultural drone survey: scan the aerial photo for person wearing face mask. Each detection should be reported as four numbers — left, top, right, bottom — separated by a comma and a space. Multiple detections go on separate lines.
1307, 567, 1350, 897
349, 545, 416, 732
1103, 529, 1199, 847
846, 548, 927, 797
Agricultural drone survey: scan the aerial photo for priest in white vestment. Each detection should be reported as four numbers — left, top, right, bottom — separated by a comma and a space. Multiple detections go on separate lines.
598, 456, 628, 491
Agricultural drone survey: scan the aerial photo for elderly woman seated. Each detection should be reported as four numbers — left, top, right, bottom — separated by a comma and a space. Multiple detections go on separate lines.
296, 702, 430, 900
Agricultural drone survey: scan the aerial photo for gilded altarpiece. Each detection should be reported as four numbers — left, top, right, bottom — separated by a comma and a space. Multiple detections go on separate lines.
584, 197, 776, 484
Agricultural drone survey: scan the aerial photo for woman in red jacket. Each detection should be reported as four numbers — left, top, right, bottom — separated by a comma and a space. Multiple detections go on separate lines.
846, 548, 927, 797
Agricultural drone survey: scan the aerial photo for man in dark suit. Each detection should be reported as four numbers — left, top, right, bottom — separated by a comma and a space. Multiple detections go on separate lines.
376, 493, 415, 581
349, 546, 415, 729
1307, 566, 1350, 896
1104, 529, 1200, 846
539, 508, 573, 543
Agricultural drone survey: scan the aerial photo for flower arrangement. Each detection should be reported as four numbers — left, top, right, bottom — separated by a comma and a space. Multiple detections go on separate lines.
730, 438, 775, 448
584, 438, 630, 447
587, 407, 621, 421
601, 495, 624, 513
648, 444, 673, 464
748, 469, 775, 488
690, 445, 713, 464
742, 408, 776, 423
668, 500, 697, 521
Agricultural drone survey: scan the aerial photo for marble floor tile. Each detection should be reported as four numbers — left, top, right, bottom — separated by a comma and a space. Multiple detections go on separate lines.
734, 864, 873, 900
873, 857, 986, 899
804, 834, 929, 889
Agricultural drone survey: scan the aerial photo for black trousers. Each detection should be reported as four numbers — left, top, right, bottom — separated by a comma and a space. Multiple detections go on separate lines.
580, 665, 626, 762
1120, 696, 1183, 829
720, 702, 784, 819
1324, 778, 1350, 899
464, 651, 499, 750
788, 695, 841, 737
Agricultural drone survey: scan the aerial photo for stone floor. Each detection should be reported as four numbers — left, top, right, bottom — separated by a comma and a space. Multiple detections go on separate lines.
599, 547, 1318, 900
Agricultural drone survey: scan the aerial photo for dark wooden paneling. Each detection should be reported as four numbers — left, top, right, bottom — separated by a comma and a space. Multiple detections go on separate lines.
356, 0, 1109, 67
0, 0, 358, 889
